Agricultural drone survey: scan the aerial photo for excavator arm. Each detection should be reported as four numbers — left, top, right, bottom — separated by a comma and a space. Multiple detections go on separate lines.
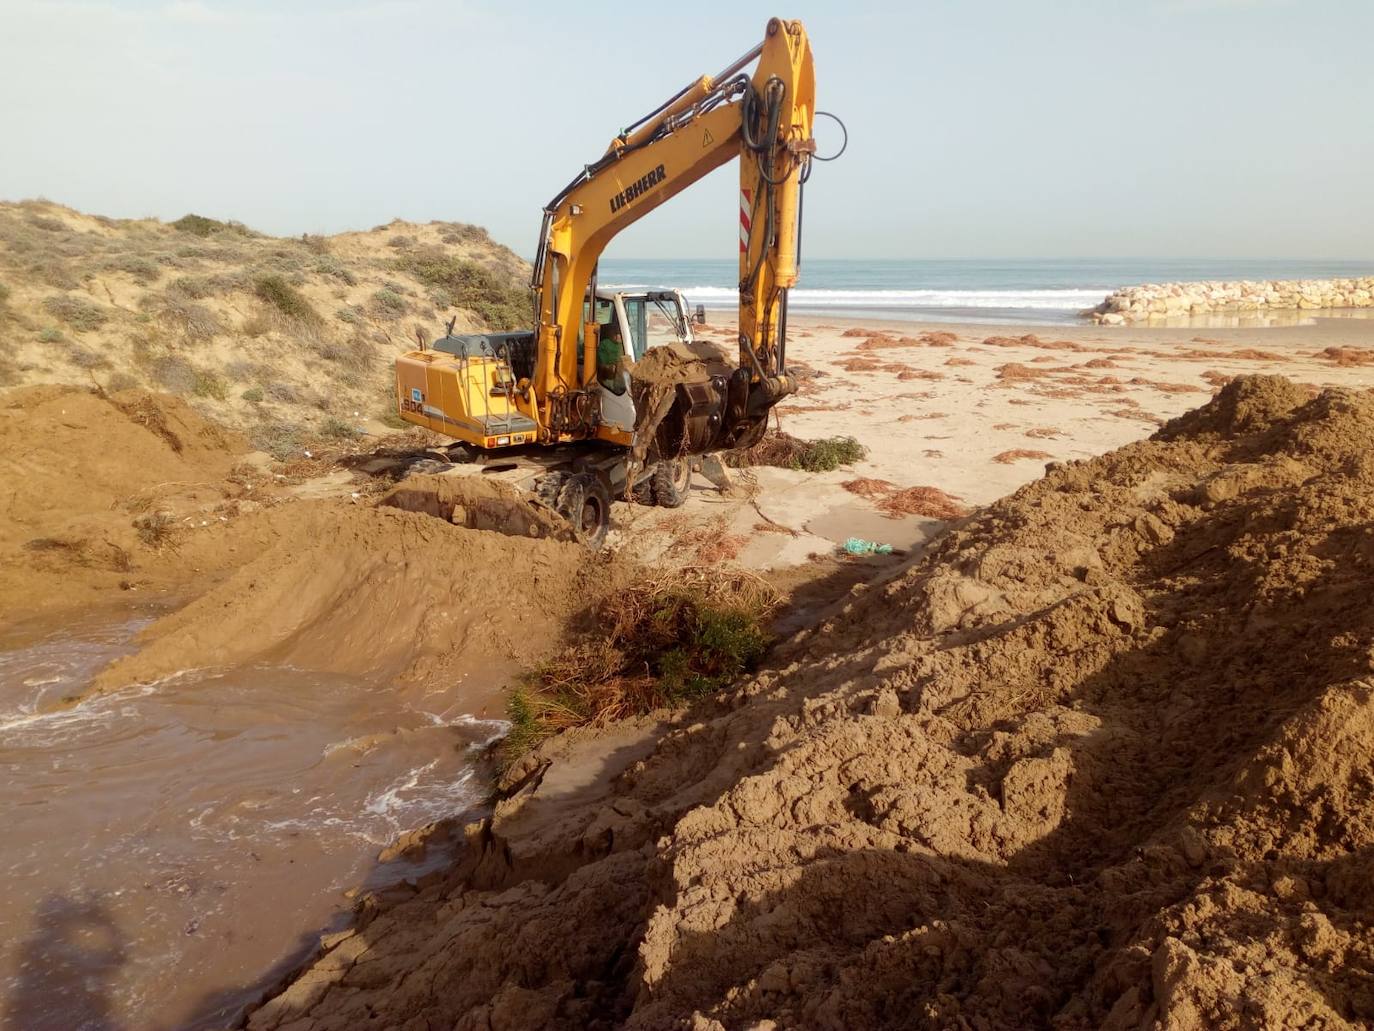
528, 17, 816, 452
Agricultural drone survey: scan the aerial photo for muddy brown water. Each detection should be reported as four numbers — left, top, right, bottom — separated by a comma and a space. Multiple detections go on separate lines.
0, 605, 506, 1030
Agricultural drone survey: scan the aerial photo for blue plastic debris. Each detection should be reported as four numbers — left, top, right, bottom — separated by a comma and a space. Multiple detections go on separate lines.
843, 537, 893, 556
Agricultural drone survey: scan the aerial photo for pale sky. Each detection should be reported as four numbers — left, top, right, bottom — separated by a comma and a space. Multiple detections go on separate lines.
3, 0, 1371, 260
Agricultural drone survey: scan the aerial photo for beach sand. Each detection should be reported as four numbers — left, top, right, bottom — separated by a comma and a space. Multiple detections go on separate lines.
612, 312, 1374, 571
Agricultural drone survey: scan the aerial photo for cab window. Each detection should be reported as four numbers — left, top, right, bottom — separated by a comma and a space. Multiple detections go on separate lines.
621, 298, 648, 361
644, 296, 687, 353
577, 299, 618, 351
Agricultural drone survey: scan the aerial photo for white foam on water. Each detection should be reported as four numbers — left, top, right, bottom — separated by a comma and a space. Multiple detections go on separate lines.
603, 283, 1110, 311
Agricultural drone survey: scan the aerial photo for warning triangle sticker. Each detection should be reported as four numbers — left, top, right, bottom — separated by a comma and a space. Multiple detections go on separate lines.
702, 127, 714, 148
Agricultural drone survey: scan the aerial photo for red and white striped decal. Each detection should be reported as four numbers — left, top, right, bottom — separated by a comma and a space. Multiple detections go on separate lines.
739, 188, 752, 254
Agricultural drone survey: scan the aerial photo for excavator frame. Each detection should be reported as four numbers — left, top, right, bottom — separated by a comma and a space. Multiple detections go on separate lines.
393, 17, 819, 545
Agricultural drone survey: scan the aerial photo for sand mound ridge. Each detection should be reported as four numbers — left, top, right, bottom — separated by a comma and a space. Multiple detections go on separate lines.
251, 375, 1374, 1030
0, 384, 246, 543
93, 500, 605, 698
0, 384, 251, 619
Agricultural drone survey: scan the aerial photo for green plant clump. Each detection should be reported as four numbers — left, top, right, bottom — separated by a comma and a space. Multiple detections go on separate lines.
192, 370, 228, 401
371, 288, 407, 315
241, 386, 264, 403
791, 435, 867, 472
502, 569, 776, 764
393, 252, 529, 331
320, 415, 359, 439
172, 213, 237, 238
42, 293, 108, 332
254, 274, 320, 324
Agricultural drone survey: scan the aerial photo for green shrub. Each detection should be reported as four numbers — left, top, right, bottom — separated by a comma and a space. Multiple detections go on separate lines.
438, 223, 490, 245
168, 275, 214, 299
320, 415, 359, 439
311, 255, 356, 285
103, 254, 162, 284
39, 326, 64, 343
172, 213, 230, 237
790, 435, 867, 472
42, 293, 108, 332
0, 282, 9, 304
148, 291, 222, 340
29, 258, 82, 290
501, 569, 776, 765
192, 370, 228, 400
241, 386, 264, 403
371, 288, 407, 316
314, 333, 375, 371
254, 274, 320, 324
393, 252, 529, 330
251, 420, 303, 460
728, 431, 867, 473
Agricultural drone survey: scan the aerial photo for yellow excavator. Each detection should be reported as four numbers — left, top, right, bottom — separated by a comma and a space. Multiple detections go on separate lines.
395, 17, 821, 547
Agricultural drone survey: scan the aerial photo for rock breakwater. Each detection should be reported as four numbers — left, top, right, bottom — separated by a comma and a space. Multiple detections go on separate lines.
1092, 276, 1374, 323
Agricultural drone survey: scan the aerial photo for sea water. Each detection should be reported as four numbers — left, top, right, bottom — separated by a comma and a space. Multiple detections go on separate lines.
600, 257, 1374, 325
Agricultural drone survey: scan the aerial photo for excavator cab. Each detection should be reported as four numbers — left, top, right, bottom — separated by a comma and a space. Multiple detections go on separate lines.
583, 288, 695, 364
585, 288, 696, 432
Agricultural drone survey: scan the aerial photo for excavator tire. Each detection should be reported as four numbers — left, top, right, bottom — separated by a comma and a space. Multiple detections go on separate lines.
651, 457, 693, 509
555, 473, 611, 550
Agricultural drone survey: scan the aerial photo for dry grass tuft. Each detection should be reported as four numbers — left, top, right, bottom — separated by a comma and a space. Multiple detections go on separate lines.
993, 448, 1053, 464
841, 477, 896, 500
1317, 346, 1374, 367
877, 486, 968, 520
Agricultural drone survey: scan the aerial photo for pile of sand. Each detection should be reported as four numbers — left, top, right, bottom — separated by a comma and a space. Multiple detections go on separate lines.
0, 384, 249, 619
250, 375, 1374, 1029
91, 500, 607, 699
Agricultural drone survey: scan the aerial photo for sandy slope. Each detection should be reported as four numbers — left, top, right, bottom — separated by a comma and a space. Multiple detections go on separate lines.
248, 377, 1374, 1030
0, 199, 525, 444
620, 312, 1374, 575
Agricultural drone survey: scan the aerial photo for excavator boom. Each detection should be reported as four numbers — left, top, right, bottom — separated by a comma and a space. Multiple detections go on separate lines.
530, 17, 815, 452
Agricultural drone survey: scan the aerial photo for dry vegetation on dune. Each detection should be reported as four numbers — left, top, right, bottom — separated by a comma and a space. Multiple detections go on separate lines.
504, 567, 779, 763
728, 429, 867, 472
0, 200, 530, 450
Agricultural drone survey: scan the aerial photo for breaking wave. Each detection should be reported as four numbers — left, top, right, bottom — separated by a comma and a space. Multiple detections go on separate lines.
602, 284, 1109, 312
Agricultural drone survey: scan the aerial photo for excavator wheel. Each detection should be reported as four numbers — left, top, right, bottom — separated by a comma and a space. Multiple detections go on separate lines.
650, 457, 693, 509
555, 473, 611, 550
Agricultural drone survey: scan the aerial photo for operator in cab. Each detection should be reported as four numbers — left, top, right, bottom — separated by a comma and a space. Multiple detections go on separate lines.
596, 320, 629, 395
